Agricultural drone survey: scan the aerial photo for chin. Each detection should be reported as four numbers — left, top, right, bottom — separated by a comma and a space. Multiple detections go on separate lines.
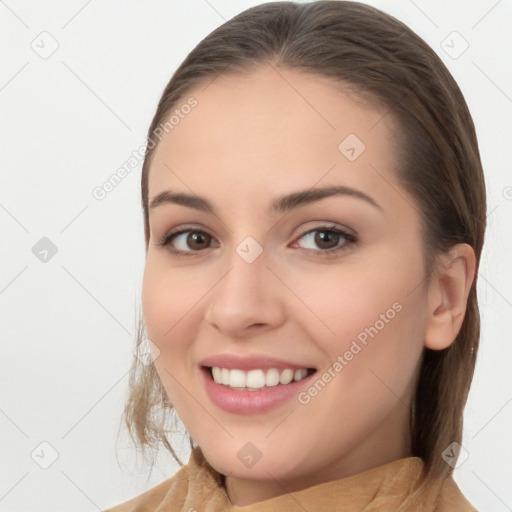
199, 439, 303, 481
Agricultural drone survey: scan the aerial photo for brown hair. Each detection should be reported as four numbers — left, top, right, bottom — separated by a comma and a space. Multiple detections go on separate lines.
118, 0, 486, 500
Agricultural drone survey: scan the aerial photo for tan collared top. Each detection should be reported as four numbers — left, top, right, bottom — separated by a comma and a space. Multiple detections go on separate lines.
103, 446, 477, 511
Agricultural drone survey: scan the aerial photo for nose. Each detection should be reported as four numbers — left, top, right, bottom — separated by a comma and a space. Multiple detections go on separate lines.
203, 243, 286, 338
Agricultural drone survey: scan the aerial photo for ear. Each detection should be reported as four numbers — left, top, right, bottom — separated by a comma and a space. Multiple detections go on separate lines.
424, 243, 476, 351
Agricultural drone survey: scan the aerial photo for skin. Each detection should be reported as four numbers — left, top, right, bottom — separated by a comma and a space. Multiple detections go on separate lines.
141, 64, 476, 506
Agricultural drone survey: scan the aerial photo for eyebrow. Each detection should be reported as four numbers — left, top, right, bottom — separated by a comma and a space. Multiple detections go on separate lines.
148, 185, 382, 215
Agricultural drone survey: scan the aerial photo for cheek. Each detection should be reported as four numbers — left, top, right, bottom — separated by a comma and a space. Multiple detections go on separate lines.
141, 262, 192, 395
288, 249, 424, 345
289, 246, 427, 404
141, 263, 170, 341
140, 254, 220, 398
141, 259, 196, 407
328, 266, 426, 411
141, 255, 208, 342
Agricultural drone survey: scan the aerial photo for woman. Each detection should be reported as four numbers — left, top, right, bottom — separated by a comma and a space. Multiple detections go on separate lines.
105, 1, 485, 510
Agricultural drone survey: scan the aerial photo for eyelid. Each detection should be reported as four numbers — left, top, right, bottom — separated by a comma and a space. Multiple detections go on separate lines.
158, 222, 357, 256
291, 224, 357, 256
158, 224, 212, 244
158, 225, 216, 252
292, 221, 357, 239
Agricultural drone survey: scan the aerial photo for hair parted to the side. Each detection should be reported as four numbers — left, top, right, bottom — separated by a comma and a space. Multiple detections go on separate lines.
117, 0, 486, 501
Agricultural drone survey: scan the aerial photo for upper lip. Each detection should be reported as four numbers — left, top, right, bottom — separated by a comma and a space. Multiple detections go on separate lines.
199, 353, 316, 372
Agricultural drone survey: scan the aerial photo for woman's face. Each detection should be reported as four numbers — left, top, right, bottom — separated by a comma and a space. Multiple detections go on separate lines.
142, 65, 429, 499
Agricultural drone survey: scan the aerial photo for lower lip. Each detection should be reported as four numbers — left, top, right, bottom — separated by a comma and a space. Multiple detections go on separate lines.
200, 366, 316, 415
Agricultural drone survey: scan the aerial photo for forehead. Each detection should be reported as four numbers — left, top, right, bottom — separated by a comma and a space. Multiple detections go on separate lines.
148, 65, 402, 212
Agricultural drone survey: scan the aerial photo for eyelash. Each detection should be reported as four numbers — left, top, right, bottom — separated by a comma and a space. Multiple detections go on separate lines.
157, 224, 357, 258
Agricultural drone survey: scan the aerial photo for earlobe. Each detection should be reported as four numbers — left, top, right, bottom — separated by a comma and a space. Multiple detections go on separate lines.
424, 243, 476, 351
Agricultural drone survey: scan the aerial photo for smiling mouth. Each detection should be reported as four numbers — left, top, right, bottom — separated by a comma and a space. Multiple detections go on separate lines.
203, 366, 317, 391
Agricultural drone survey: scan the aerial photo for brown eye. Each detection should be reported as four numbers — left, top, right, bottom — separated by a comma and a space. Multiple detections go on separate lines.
295, 226, 355, 254
313, 230, 342, 250
160, 229, 216, 255
185, 232, 211, 250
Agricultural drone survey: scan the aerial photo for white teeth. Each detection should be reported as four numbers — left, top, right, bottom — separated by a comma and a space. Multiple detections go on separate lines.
294, 368, 308, 381
246, 369, 265, 388
265, 368, 281, 387
212, 367, 222, 383
210, 367, 311, 389
230, 369, 246, 387
279, 369, 294, 385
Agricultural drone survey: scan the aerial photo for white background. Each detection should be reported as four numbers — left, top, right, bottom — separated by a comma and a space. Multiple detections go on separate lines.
1, 1, 511, 511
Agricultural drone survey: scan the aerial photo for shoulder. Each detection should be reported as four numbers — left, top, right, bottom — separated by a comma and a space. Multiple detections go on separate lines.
102, 464, 190, 512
